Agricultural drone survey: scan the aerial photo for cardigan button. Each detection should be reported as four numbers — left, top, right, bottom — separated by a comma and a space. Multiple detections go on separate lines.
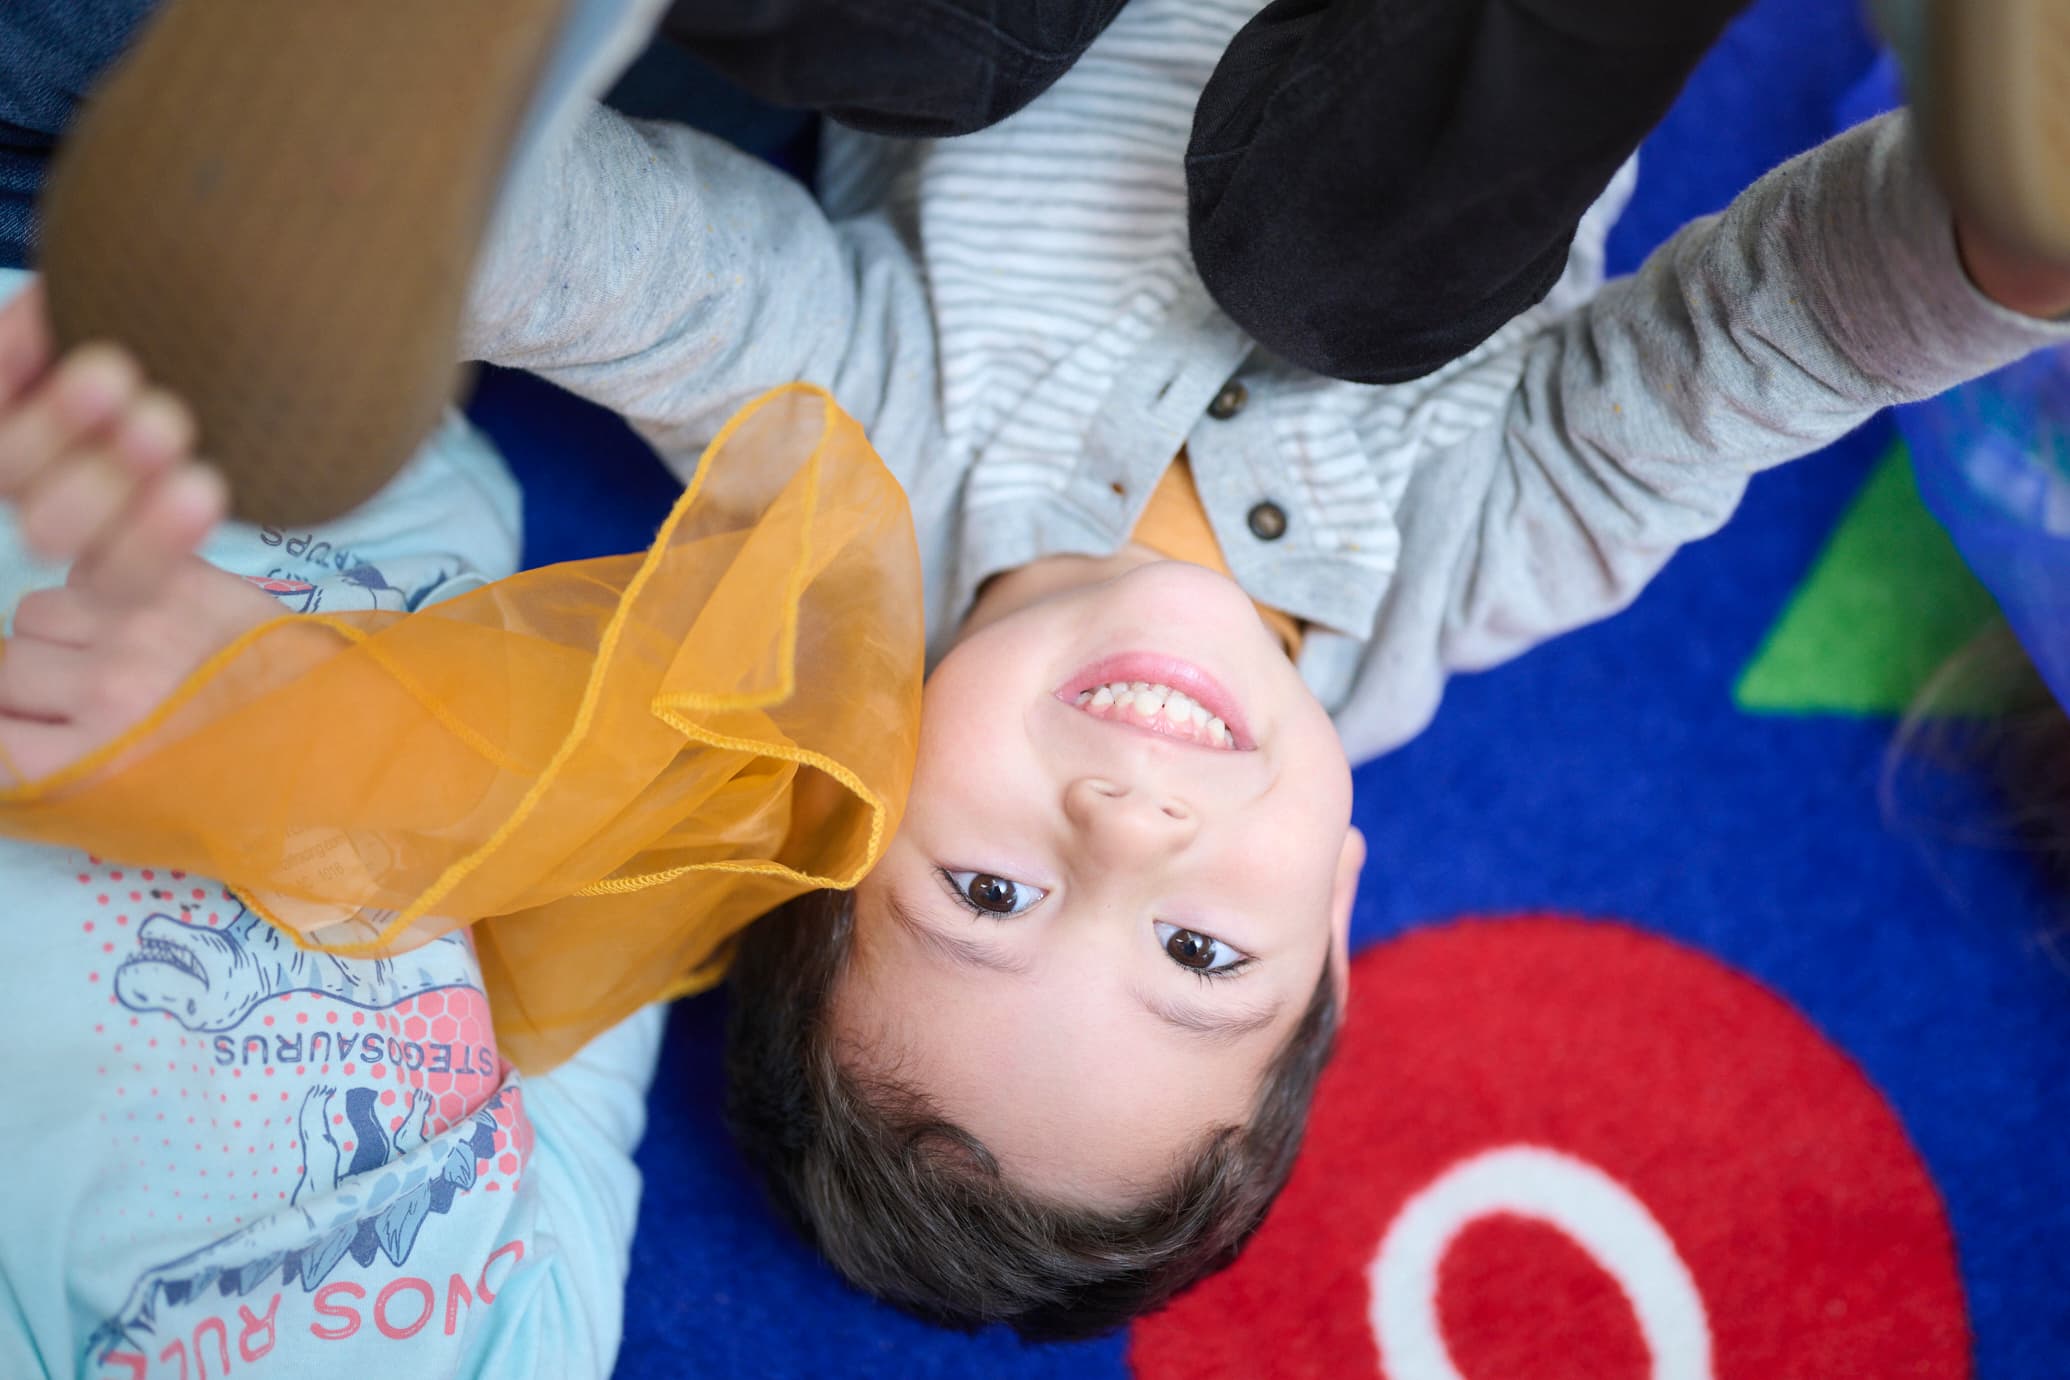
1247, 501, 1288, 541
1206, 379, 1248, 420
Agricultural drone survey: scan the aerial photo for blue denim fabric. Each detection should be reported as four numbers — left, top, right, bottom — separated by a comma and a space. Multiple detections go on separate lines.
0, 0, 155, 268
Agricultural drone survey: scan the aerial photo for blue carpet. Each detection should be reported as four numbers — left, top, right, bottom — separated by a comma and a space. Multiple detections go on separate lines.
469, 1, 2070, 1371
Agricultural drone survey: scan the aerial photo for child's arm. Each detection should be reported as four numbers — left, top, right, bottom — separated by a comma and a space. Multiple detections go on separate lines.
462, 105, 939, 478
1335, 111, 2070, 762
458, 1002, 668, 1380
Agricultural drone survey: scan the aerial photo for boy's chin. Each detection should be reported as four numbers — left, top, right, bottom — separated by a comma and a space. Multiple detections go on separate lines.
1076, 563, 1293, 661
1101, 556, 1257, 612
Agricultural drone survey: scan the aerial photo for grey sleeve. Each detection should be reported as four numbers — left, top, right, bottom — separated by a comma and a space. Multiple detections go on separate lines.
461, 104, 940, 478
1334, 111, 2070, 763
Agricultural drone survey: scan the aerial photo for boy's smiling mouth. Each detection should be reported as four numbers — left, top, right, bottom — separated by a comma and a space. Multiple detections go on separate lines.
1072, 680, 1234, 748
1055, 654, 1255, 750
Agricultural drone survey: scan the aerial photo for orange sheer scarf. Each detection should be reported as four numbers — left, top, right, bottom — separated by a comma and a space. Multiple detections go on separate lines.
0, 385, 924, 1072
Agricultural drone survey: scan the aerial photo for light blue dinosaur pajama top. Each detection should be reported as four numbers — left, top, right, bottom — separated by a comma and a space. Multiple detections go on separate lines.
0, 269, 667, 1380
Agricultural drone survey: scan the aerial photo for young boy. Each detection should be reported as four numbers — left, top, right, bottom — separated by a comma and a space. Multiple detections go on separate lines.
9, 0, 2070, 1359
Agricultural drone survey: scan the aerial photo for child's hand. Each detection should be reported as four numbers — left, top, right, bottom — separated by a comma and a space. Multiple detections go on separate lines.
1956, 213, 2070, 322
0, 282, 281, 784
0, 282, 227, 590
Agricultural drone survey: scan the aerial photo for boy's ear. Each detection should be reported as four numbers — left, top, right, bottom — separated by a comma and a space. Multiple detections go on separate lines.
1328, 826, 1365, 1009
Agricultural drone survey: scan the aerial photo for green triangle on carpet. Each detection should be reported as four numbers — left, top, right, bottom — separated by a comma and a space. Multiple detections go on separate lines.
1735, 440, 2014, 717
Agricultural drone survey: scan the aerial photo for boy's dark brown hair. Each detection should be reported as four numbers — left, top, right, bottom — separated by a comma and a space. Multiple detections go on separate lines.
722, 888, 1339, 1341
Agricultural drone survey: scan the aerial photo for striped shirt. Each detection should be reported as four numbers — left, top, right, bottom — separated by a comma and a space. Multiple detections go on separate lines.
816, 0, 1631, 648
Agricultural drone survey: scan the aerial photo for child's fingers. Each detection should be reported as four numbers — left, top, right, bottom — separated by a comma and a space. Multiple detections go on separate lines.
73, 465, 229, 605
0, 715, 87, 787
0, 636, 88, 722
110, 390, 197, 479
0, 344, 142, 493
20, 390, 201, 572
17, 444, 135, 565
10, 586, 97, 648
0, 281, 54, 407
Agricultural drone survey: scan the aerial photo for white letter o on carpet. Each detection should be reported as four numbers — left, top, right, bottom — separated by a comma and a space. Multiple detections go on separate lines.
1367, 1144, 1713, 1379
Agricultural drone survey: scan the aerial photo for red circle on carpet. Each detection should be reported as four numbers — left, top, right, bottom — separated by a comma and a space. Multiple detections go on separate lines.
1128, 916, 1967, 1379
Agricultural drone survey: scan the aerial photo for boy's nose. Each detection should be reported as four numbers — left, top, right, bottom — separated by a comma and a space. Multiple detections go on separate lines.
1063, 777, 1199, 860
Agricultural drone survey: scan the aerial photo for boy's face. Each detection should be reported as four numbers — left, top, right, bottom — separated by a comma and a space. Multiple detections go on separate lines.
836, 554, 1363, 1207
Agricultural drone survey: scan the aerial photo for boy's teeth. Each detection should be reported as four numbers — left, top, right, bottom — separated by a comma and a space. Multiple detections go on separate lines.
1071, 680, 1236, 748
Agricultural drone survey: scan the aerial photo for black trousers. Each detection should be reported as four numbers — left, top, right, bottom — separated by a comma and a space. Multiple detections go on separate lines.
665, 0, 1753, 383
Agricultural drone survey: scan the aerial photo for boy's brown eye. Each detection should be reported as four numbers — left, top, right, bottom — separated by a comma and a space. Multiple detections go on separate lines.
943, 870, 1047, 917
1155, 922, 1249, 975
966, 874, 1020, 913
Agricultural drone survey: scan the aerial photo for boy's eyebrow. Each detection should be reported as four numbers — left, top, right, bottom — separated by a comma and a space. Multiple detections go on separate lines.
886, 892, 1035, 975
1137, 990, 1284, 1044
